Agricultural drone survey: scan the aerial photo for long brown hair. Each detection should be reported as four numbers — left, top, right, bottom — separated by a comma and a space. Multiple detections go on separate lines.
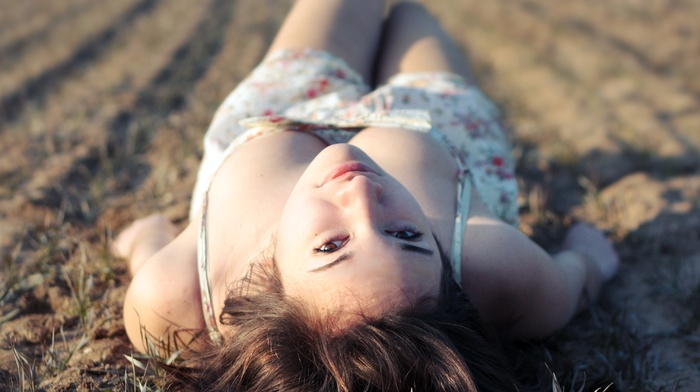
162, 245, 521, 391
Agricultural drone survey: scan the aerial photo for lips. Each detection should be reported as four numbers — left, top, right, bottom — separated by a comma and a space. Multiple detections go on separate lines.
322, 161, 377, 186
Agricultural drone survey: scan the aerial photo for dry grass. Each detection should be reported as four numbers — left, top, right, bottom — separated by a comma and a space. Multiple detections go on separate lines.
1, 0, 699, 390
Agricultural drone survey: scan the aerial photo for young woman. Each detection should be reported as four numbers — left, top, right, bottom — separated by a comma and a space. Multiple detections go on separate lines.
114, 1, 619, 390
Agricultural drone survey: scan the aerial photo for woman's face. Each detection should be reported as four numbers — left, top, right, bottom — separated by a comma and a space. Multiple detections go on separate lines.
275, 144, 442, 321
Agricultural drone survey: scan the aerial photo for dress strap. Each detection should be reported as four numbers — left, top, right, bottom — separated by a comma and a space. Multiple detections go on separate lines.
450, 170, 471, 288
197, 192, 223, 345
427, 131, 471, 288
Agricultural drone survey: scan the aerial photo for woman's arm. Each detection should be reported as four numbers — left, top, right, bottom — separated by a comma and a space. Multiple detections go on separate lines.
116, 219, 203, 353
112, 214, 179, 276
462, 214, 619, 340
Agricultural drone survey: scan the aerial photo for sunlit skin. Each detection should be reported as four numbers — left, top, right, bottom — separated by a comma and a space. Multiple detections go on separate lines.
275, 144, 443, 320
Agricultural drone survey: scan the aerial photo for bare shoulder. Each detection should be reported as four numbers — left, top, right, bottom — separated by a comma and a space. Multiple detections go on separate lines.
460, 210, 528, 322
460, 194, 570, 338
123, 223, 205, 353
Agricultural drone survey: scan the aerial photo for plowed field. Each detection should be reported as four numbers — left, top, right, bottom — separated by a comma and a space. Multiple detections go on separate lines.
1, 1, 699, 390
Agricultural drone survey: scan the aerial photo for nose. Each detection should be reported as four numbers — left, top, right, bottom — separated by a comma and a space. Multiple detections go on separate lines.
335, 175, 384, 216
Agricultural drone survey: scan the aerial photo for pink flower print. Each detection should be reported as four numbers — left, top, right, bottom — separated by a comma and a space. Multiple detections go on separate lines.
463, 117, 483, 134
385, 95, 394, 108
383, 97, 392, 111
307, 89, 318, 98
319, 78, 329, 91
497, 169, 514, 180
344, 107, 357, 118
500, 193, 511, 206
336, 69, 346, 79
296, 123, 314, 131
268, 115, 284, 123
492, 156, 504, 167
263, 109, 274, 116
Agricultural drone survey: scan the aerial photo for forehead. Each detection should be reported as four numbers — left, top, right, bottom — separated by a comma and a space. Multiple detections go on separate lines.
282, 252, 441, 311
290, 278, 421, 321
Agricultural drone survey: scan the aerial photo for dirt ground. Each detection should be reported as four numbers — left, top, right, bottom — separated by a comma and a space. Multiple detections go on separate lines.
1, 0, 699, 390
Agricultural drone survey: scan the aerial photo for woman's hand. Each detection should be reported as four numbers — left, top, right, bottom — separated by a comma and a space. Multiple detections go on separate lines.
562, 222, 620, 281
113, 214, 179, 275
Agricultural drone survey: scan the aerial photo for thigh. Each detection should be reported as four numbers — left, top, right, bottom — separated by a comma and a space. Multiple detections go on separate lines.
374, 2, 474, 84
266, 0, 386, 83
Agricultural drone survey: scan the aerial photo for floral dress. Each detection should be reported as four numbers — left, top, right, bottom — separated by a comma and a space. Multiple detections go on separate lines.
191, 48, 518, 225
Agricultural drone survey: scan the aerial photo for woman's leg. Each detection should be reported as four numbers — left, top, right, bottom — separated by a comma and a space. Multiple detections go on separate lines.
266, 0, 386, 83
374, 1, 474, 84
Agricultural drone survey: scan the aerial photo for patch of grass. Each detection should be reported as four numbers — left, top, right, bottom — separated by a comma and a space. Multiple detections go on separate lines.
122, 323, 186, 392
25, 223, 73, 268
3, 232, 120, 389
11, 343, 38, 392
680, 283, 700, 335
43, 326, 89, 377
0, 242, 24, 306
550, 367, 614, 392
63, 248, 96, 337
97, 227, 120, 284
593, 322, 659, 390
5, 324, 92, 390
124, 353, 164, 392
546, 307, 667, 391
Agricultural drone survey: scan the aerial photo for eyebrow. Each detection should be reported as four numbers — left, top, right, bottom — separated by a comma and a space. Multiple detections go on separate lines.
399, 243, 435, 256
309, 244, 435, 273
310, 252, 354, 272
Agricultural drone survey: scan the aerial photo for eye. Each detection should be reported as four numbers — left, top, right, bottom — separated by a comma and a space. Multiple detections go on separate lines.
314, 237, 347, 253
387, 227, 423, 241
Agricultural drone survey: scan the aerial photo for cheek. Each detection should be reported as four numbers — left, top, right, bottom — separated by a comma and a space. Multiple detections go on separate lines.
386, 183, 424, 215
280, 195, 306, 224
278, 197, 315, 248
406, 262, 442, 294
